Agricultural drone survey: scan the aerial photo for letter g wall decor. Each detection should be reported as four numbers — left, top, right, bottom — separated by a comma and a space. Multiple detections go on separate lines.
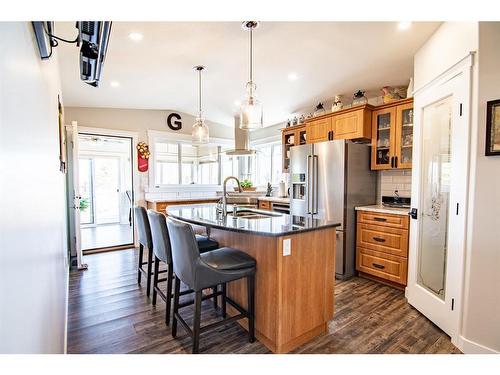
166, 113, 182, 131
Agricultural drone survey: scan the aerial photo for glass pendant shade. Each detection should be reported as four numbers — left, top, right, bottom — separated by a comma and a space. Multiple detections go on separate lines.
240, 82, 263, 130
191, 65, 209, 145
192, 117, 209, 145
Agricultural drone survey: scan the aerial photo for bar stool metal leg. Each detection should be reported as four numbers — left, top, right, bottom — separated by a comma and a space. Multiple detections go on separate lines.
137, 244, 144, 284
192, 290, 203, 354
165, 263, 174, 326
152, 257, 159, 305
146, 247, 153, 297
212, 286, 218, 309
247, 275, 255, 343
172, 276, 181, 338
221, 283, 227, 318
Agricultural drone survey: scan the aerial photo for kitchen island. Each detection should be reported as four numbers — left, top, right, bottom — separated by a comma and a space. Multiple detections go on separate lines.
167, 204, 340, 353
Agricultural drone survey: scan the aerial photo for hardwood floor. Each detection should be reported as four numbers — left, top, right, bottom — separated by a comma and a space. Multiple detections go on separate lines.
67, 248, 461, 354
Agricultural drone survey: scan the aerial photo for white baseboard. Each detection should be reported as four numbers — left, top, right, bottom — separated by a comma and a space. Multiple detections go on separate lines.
455, 335, 499, 354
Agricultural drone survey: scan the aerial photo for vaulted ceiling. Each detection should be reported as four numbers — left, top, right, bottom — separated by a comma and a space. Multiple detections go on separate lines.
56, 21, 440, 127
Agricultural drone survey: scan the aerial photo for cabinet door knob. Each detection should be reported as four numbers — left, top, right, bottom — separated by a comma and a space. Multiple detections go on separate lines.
373, 237, 386, 243
372, 263, 385, 269
373, 217, 387, 222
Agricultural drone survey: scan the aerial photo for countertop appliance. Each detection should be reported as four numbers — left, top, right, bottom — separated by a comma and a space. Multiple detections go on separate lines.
290, 140, 377, 279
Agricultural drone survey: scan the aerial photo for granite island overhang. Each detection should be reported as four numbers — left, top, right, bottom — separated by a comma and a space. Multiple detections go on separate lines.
167, 203, 340, 353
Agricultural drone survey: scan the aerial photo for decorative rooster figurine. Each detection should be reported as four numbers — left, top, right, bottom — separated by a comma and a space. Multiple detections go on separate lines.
382, 86, 407, 103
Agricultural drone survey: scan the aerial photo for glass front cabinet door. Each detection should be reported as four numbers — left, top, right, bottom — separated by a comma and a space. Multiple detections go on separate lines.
371, 107, 395, 170
395, 103, 414, 169
371, 100, 413, 170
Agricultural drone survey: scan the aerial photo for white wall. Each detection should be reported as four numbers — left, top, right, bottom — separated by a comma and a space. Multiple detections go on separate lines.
414, 22, 478, 92
0, 22, 68, 353
64, 106, 233, 142
461, 21, 500, 353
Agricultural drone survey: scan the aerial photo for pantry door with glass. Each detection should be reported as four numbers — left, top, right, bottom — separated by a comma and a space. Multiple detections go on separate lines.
407, 56, 471, 341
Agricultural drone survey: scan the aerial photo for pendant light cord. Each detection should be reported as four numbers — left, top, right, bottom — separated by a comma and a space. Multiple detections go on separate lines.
198, 68, 202, 117
249, 27, 253, 83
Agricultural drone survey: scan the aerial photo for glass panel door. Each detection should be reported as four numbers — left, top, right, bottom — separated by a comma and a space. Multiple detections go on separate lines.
78, 158, 94, 225
417, 96, 452, 299
94, 156, 121, 224
372, 109, 394, 169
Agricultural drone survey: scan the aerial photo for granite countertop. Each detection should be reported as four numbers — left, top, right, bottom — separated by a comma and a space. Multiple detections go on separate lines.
355, 205, 410, 216
146, 197, 220, 203
167, 203, 340, 237
257, 196, 290, 204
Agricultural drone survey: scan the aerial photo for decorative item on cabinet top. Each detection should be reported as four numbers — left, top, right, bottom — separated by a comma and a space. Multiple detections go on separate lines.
381, 86, 408, 104
352, 90, 368, 106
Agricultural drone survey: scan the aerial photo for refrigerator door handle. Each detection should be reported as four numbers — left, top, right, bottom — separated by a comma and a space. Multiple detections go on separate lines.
307, 155, 312, 214
313, 155, 319, 214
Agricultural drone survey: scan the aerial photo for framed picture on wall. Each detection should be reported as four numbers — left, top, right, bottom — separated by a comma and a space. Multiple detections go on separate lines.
486, 99, 500, 156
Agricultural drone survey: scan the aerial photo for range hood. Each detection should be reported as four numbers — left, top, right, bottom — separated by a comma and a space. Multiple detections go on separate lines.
225, 116, 256, 156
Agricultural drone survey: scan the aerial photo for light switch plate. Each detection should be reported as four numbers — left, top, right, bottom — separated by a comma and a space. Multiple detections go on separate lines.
283, 238, 291, 256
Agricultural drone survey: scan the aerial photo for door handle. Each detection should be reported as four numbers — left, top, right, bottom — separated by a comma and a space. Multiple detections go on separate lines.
372, 237, 386, 243
409, 208, 418, 220
373, 217, 387, 222
372, 263, 385, 269
390, 156, 394, 168
312, 155, 319, 214
307, 155, 312, 214
394, 156, 398, 168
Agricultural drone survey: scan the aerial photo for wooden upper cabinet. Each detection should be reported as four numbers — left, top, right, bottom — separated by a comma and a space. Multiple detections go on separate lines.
304, 105, 373, 144
332, 108, 372, 140
282, 124, 306, 172
370, 98, 413, 170
306, 117, 332, 144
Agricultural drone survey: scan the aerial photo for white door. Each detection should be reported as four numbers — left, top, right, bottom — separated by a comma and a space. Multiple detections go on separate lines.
407, 58, 471, 340
69, 121, 88, 270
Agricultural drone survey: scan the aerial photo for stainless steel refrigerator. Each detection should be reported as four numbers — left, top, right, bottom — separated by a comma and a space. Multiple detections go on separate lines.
290, 140, 377, 279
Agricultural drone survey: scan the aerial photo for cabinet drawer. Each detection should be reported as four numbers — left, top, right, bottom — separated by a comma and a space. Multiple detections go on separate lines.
356, 248, 407, 285
258, 200, 271, 210
357, 223, 408, 257
357, 211, 409, 229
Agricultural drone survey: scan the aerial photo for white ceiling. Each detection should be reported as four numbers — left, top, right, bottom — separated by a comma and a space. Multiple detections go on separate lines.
56, 22, 440, 127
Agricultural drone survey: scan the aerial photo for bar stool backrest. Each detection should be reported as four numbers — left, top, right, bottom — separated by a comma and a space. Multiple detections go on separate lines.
134, 206, 153, 250
147, 210, 172, 264
166, 218, 201, 288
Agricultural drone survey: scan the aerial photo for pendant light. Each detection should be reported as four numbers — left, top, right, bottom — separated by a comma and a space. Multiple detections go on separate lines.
192, 65, 209, 144
239, 21, 263, 130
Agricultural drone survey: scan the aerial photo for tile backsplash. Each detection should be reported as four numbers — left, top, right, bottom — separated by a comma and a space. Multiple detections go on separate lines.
377, 170, 412, 203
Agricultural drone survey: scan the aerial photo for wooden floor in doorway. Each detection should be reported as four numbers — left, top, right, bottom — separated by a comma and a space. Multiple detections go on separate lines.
67, 248, 461, 354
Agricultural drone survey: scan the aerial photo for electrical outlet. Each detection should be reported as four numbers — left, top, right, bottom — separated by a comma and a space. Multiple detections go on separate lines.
283, 238, 291, 256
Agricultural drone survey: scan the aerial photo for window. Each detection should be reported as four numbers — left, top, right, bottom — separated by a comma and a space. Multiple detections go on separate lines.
250, 142, 284, 186
152, 137, 233, 186
155, 142, 179, 185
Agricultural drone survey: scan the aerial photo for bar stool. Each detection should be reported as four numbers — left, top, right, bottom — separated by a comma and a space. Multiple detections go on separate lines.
147, 210, 219, 326
166, 218, 256, 354
134, 206, 154, 297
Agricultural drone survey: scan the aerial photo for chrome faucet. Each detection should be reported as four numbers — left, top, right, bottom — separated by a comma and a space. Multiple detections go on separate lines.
218, 176, 242, 217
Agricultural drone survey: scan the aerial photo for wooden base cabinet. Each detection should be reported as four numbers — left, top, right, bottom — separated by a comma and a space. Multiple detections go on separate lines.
356, 210, 409, 287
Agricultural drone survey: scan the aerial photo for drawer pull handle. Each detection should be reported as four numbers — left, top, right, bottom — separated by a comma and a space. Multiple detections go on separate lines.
372, 263, 385, 269
373, 237, 386, 243
373, 217, 387, 222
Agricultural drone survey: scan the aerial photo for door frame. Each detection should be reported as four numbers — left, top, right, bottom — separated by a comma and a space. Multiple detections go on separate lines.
77, 126, 140, 249
407, 53, 473, 345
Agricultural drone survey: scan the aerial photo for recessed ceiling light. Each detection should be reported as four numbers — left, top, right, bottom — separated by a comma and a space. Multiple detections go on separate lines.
288, 73, 298, 81
398, 22, 412, 30
110, 81, 120, 88
234, 100, 241, 106
128, 32, 143, 41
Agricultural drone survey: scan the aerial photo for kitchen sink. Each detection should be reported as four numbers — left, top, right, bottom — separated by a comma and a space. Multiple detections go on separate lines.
227, 208, 281, 219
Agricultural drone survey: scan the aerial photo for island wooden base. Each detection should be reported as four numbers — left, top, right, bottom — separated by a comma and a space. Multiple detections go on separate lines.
210, 227, 336, 353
